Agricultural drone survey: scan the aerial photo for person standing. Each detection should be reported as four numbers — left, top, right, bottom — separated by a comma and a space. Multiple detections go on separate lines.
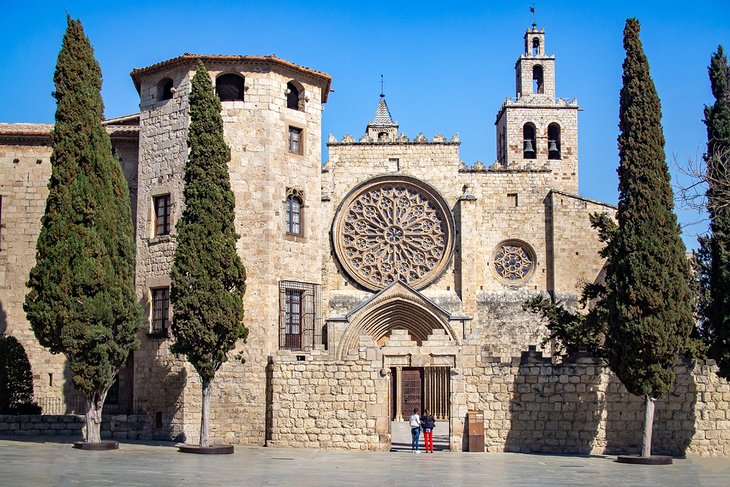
421, 409, 436, 453
408, 408, 421, 453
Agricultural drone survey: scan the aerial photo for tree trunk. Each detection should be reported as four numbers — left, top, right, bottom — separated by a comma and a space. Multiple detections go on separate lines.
84, 389, 108, 443
641, 394, 655, 457
200, 378, 211, 447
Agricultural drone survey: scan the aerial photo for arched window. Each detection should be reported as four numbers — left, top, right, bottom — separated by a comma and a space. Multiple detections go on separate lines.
532, 38, 540, 56
286, 82, 300, 110
285, 188, 304, 236
216, 73, 245, 102
532, 65, 544, 94
548, 123, 561, 160
157, 78, 173, 101
523, 123, 537, 159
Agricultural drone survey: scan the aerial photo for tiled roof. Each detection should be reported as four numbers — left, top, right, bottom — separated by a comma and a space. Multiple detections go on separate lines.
130, 54, 332, 103
368, 96, 397, 127
0, 123, 138, 140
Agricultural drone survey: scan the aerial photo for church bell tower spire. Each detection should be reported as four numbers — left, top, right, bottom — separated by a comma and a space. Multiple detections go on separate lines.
494, 25, 581, 194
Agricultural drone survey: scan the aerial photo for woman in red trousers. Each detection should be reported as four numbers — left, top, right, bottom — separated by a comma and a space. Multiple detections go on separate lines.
421, 409, 436, 453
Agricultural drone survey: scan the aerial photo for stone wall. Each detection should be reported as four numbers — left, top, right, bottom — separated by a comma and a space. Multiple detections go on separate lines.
0, 414, 150, 440
266, 347, 728, 456
268, 353, 389, 451
463, 349, 729, 456
0, 124, 139, 412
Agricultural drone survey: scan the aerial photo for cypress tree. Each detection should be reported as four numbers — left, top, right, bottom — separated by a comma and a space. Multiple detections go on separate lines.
23, 16, 142, 443
701, 46, 730, 378
170, 61, 247, 448
604, 18, 694, 458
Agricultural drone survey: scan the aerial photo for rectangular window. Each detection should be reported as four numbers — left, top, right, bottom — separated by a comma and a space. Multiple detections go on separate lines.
279, 281, 321, 351
285, 289, 303, 350
153, 194, 171, 236
151, 287, 170, 333
288, 126, 302, 155
507, 193, 519, 207
0, 195, 3, 250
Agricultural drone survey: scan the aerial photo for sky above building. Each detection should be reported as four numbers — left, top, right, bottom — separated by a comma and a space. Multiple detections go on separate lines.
1, 1, 728, 248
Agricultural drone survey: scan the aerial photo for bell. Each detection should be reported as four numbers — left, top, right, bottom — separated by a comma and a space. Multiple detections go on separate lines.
523, 139, 534, 153
548, 140, 559, 153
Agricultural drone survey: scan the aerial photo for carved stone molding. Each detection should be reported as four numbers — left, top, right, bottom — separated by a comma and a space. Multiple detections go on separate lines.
492, 239, 536, 283
333, 175, 455, 291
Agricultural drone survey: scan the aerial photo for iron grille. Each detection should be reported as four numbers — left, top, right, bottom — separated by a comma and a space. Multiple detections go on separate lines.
279, 280, 321, 351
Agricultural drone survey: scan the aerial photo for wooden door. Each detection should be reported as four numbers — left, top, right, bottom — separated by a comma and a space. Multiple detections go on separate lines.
401, 368, 423, 418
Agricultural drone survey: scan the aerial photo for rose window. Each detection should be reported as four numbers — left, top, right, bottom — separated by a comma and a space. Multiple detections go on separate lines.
493, 242, 535, 282
333, 176, 454, 291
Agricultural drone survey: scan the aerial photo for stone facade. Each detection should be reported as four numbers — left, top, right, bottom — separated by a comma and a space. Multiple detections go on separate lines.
1, 26, 728, 456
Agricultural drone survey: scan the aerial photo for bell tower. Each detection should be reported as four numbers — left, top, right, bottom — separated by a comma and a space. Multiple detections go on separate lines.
495, 24, 581, 194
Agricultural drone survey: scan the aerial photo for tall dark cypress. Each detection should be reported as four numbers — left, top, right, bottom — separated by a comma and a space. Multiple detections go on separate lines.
603, 18, 695, 458
701, 46, 730, 379
24, 15, 142, 443
170, 61, 247, 448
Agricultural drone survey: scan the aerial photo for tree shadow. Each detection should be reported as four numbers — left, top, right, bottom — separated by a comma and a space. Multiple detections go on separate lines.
505, 346, 603, 454
0, 299, 7, 335
604, 358, 697, 456
144, 347, 188, 442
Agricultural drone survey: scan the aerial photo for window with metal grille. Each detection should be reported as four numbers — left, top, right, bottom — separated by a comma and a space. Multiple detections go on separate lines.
153, 194, 171, 236
279, 281, 321, 351
285, 188, 303, 236
151, 287, 170, 334
288, 126, 303, 154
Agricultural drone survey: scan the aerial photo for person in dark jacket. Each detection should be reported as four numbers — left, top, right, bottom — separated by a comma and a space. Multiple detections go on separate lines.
421, 409, 436, 453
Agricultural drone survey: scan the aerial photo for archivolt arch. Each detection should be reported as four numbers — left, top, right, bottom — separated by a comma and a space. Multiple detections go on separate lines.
336, 291, 458, 360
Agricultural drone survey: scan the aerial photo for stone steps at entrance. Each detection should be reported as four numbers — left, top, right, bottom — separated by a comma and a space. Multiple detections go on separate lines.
390, 420, 450, 452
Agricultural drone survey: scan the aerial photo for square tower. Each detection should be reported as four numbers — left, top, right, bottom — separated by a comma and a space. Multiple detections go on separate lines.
495, 25, 581, 194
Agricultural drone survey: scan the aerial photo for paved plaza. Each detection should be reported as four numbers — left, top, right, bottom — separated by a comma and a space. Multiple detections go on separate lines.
1, 437, 729, 486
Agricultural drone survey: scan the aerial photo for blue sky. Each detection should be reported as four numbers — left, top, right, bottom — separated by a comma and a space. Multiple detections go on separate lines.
1, 1, 728, 248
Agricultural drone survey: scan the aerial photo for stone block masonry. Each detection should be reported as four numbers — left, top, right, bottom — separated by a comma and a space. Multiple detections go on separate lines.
0, 414, 150, 440
268, 356, 387, 451
268, 349, 728, 456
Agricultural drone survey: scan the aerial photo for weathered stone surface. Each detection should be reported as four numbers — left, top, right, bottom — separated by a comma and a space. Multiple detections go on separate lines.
0, 28, 727, 457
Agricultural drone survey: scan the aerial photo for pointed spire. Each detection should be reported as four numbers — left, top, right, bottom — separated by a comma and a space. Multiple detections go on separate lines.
369, 96, 397, 127
366, 77, 399, 141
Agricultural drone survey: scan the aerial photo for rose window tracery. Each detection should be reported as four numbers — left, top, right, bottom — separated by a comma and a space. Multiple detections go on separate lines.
333, 177, 454, 291
493, 241, 535, 282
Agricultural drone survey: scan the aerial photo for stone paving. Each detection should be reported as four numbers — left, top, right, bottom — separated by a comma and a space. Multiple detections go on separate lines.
1, 437, 729, 486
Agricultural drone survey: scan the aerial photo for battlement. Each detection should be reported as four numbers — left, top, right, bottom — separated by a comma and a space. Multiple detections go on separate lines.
327, 132, 460, 145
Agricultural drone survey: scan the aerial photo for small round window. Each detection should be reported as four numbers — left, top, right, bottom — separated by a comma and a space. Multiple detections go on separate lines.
492, 240, 535, 283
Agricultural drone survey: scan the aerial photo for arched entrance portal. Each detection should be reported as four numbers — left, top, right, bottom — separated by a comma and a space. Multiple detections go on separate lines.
331, 281, 462, 451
